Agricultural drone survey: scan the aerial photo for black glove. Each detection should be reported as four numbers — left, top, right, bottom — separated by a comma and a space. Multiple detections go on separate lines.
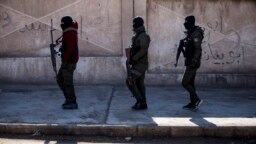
128, 60, 136, 65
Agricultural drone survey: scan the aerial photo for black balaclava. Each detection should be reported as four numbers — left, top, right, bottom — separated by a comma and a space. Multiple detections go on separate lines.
184, 15, 195, 30
61, 16, 73, 30
133, 16, 144, 30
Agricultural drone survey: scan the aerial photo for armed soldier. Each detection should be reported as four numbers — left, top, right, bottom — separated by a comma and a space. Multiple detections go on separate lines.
175, 15, 204, 110
126, 16, 151, 110
50, 16, 79, 109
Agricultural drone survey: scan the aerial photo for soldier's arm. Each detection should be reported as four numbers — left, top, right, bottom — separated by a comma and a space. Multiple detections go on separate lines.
192, 32, 203, 60
174, 40, 182, 67
132, 35, 150, 62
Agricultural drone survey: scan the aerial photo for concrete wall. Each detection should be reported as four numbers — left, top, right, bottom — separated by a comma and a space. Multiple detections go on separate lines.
0, 0, 255, 87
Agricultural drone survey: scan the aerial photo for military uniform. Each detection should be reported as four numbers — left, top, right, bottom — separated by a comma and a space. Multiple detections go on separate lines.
126, 25, 150, 110
182, 26, 204, 108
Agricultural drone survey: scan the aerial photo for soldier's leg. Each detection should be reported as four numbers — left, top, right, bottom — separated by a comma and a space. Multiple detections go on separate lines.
137, 72, 146, 101
130, 69, 144, 101
57, 66, 67, 99
126, 68, 144, 100
191, 71, 196, 91
62, 64, 77, 104
126, 79, 142, 100
126, 68, 147, 109
191, 76, 195, 91
132, 78, 144, 101
182, 67, 199, 104
132, 73, 147, 110
190, 70, 199, 103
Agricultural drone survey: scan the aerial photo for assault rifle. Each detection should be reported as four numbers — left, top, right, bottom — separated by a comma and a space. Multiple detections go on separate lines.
49, 19, 62, 78
125, 48, 133, 85
174, 40, 185, 67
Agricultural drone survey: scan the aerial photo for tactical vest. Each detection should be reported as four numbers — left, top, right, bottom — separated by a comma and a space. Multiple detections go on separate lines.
184, 28, 203, 59
183, 35, 195, 59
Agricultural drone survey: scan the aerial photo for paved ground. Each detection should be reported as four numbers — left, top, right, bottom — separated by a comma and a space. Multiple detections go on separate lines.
0, 84, 255, 137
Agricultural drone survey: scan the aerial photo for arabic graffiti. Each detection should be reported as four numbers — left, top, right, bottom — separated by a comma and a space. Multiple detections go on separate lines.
19, 23, 47, 32
202, 16, 244, 65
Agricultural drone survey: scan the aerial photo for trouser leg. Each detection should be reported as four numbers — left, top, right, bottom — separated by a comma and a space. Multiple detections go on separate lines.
126, 79, 143, 101
57, 68, 67, 99
191, 71, 196, 91
126, 69, 145, 101
136, 73, 146, 102
182, 67, 199, 104
61, 63, 77, 103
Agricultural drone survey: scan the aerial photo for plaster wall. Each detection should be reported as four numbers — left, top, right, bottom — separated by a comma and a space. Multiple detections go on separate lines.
0, 0, 255, 86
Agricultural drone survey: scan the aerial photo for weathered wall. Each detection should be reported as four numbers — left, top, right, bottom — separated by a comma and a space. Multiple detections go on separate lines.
0, 0, 122, 56
0, 0, 256, 86
148, 0, 256, 74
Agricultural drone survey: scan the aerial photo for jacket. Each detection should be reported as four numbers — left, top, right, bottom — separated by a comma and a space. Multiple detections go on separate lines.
184, 26, 204, 68
60, 22, 79, 63
131, 26, 151, 72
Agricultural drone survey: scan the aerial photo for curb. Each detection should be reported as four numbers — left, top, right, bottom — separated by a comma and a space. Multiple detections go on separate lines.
0, 123, 255, 138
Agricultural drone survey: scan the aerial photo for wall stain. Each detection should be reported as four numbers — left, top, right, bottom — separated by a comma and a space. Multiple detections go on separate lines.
0, 11, 11, 28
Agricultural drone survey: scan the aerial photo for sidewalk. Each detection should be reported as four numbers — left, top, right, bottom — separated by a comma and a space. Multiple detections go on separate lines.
0, 84, 255, 137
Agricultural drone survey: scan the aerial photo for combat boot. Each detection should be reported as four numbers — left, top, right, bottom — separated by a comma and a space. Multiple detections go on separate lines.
132, 101, 140, 109
62, 101, 78, 109
183, 102, 196, 110
132, 100, 147, 110
62, 100, 69, 107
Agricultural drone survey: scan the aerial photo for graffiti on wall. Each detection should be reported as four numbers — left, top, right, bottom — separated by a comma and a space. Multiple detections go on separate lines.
19, 23, 47, 32
0, 0, 122, 57
202, 16, 244, 65
148, 0, 256, 73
